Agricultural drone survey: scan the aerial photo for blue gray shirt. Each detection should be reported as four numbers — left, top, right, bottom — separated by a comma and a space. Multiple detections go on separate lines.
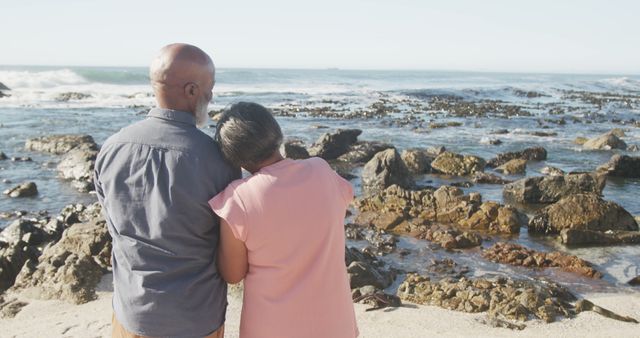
94, 108, 240, 337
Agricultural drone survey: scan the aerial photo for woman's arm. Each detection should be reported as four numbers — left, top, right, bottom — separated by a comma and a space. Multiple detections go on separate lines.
217, 218, 248, 284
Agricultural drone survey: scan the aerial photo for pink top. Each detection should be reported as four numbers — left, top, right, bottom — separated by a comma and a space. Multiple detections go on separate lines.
209, 157, 359, 338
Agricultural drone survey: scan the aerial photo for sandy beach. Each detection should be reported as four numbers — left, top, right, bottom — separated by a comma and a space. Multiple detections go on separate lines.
1, 274, 638, 338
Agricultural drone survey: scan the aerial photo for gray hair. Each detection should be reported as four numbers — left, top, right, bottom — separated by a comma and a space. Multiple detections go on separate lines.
215, 102, 283, 169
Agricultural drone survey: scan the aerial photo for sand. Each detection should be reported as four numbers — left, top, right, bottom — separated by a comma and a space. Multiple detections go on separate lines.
1, 274, 639, 338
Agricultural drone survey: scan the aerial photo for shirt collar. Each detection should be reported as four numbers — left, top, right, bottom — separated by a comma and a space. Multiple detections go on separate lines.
147, 108, 196, 126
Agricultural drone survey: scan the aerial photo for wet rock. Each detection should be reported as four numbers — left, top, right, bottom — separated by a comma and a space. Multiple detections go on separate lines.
11, 218, 111, 304
397, 274, 574, 323
25, 134, 97, 155
362, 230, 396, 256
57, 146, 98, 192
503, 172, 606, 204
0, 82, 10, 91
0, 298, 28, 318
344, 223, 364, 240
495, 159, 527, 175
425, 258, 470, 279
3, 182, 38, 198
609, 128, 626, 138
401, 148, 434, 174
529, 193, 638, 237
541, 166, 565, 176
420, 225, 482, 249
597, 154, 640, 178
337, 141, 394, 164
355, 185, 524, 235
628, 276, 640, 286
480, 137, 502, 146
482, 242, 602, 278
0, 152, 6, 160
583, 132, 627, 150
487, 147, 547, 168
559, 229, 640, 246
308, 129, 362, 160
55, 92, 92, 102
281, 140, 309, 160
574, 137, 588, 145
472, 172, 512, 185
345, 247, 394, 290
628, 144, 640, 152
362, 149, 413, 194
431, 152, 486, 176
11, 156, 32, 162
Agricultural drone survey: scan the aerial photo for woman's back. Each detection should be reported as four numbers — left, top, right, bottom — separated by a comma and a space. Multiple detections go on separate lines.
210, 157, 358, 338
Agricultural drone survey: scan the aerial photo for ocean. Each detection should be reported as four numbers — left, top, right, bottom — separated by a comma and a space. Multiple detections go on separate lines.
0, 66, 639, 294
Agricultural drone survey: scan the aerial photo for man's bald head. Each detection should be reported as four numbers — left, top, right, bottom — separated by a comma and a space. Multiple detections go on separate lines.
150, 43, 215, 127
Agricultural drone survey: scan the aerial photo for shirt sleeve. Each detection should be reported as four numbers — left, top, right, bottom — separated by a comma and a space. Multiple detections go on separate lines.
334, 172, 355, 207
209, 181, 248, 242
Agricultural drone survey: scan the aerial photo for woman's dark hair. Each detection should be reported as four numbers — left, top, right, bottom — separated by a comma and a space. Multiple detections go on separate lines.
214, 102, 283, 169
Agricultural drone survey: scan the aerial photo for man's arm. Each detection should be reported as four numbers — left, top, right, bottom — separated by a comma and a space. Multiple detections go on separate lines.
217, 218, 248, 284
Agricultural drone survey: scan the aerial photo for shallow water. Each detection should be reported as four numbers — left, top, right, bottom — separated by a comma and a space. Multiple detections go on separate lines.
0, 66, 639, 295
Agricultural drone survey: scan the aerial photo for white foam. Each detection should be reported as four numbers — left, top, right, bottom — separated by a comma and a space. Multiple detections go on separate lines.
0, 69, 88, 89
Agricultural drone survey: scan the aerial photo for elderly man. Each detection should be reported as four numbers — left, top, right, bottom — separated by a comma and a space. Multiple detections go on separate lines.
94, 43, 239, 338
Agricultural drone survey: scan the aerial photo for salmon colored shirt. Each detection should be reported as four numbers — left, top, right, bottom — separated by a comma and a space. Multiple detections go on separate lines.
209, 157, 359, 338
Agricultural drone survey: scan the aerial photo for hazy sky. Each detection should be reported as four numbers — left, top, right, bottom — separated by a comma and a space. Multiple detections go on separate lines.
2, 0, 638, 73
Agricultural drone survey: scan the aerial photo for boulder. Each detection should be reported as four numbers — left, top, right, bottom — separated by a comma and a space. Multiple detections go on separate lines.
11, 219, 111, 304
345, 247, 393, 290
281, 140, 309, 160
3, 182, 38, 198
560, 229, 640, 246
57, 145, 98, 193
25, 135, 96, 155
355, 185, 524, 235
401, 148, 434, 174
528, 193, 638, 236
487, 147, 547, 168
308, 129, 362, 160
495, 159, 527, 175
471, 172, 512, 185
421, 225, 482, 249
597, 155, 640, 178
362, 149, 413, 194
337, 141, 394, 164
583, 132, 627, 150
541, 166, 565, 176
482, 242, 602, 278
503, 172, 606, 204
431, 152, 486, 176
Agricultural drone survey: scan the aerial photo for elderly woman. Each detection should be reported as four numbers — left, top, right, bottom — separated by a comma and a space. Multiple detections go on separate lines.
209, 102, 358, 338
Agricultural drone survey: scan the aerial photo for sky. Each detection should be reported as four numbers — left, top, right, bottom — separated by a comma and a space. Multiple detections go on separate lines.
1, 0, 639, 73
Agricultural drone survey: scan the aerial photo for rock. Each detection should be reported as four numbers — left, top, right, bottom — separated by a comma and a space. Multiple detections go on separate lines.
495, 159, 527, 175
480, 137, 502, 146
362, 149, 413, 193
57, 146, 98, 192
424, 258, 470, 279
337, 141, 394, 164
609, 128, 626, 138
25, 134, 97, 155
431, 152, 486, 176
482, 242, 603, 278
0, 82, 10, 91
503, 172, 606, 204
308, 129, 362, 160
355, 185, 524, 235
3, 182, 38, 198
11, 157, 32, 162
281, 140, 309, 160
628, 144, 640, 152
471, 172, 512, 185
559, 229, 640, 246
0, 298, 28, 318
11, 218, 111, 304
401, 148, 434, 174
574, 137, 588, 145
529, 193, 638, 237
629, 276, 640, 286
421, 225, 482, 249
362, 230, 396, 256
345, 247, 393, 290
541, 166, 565, 176
55, 92, 92, 102
397, 274, 575, 323
583, 132, 627, 150
487, 147, 547, 168
0, 152, 6, 160
597, 155, 640, 178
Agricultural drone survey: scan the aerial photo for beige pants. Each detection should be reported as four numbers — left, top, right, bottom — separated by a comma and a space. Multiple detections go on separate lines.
112, 314, 225, 338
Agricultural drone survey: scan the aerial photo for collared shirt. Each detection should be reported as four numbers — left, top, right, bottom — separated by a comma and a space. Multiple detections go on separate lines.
94, 108, 240, 338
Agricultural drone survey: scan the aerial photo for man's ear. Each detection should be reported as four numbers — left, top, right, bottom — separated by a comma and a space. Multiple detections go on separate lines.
184, 82, 198, 97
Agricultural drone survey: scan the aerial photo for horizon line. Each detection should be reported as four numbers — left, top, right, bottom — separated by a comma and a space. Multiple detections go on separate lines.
0, 64, 639, 77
